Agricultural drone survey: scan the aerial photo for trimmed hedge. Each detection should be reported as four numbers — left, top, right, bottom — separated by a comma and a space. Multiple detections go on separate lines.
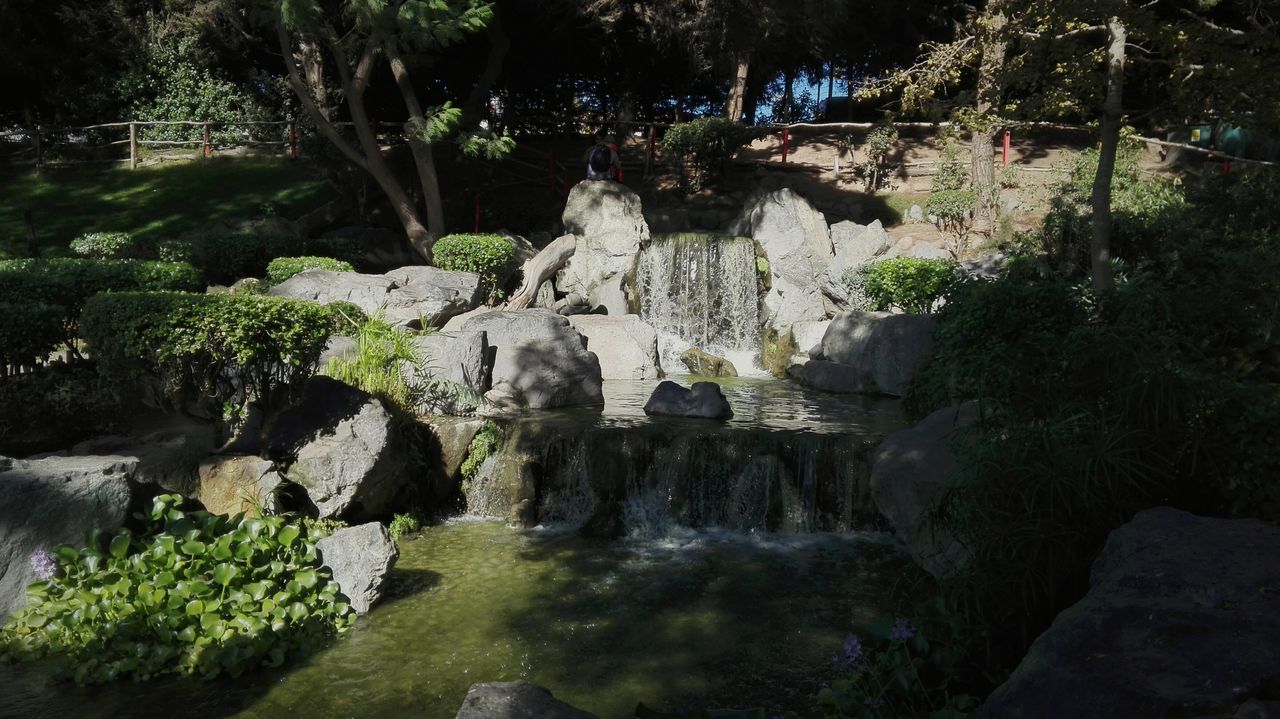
432, 233, 514, 302
159, 231, 361, 286
69, 232, 140, 260
0, 301, 66, 372
81, 292, 333, 410
266, 256, 355, 286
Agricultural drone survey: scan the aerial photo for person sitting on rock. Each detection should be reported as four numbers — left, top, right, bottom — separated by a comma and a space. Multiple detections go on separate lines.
585, 133, 621, 181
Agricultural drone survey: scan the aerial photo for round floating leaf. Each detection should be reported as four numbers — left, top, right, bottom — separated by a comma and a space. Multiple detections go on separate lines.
109, 533, 132, 559
185, 599, 205, 616
212, 563, 240, 587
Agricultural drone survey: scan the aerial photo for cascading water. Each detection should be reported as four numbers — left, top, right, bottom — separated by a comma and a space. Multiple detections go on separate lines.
635, 232, 762, 373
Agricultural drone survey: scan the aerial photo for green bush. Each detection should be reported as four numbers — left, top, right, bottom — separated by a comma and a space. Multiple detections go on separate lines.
81, 292, 332, 411
433, 234, 515, 302
69, 232, 140, 260
859, 258, 960, 314
0, 365, 122, 456
0, 301, 65, 372
388, 514, 421, 542
663, 118, 760, 191
266, 256, 356, 286
0, 494, 355, 684
460, 421, 503, 489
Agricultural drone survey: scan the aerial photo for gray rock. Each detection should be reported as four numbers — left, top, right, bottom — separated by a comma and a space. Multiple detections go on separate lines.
816, 311, 937, 397
264, 377, 410, 520
197, 455, 283, 517
403, 331, 491, 415
786, 359, 869, 394
587, 273, 631, 316
316, 522, 398, 615
463, 310, 604, 409
568, 314, 662, 380
643, 380, 733, 420
679, 347, 738, 378
729, 188, 833, 331
869, 403, 980, 578
456, 680, 597, 719
907, 203, 925, 222
318, 335, 359, 369
534, 279, 557, 310
423, 417, 488, 501
983, 507, 1280, 718
382, 266, 483, 329
559, 181, 649, 299
899, 242, 952, 261
790, 320, 832, 358
959, 252, 1006, 281
0, 455, 136, 621
442, 306, 495, 332
268, 269, 394, 315
553, 294, 592, 316
821, 220, 891, 306
48, 422, 217, 498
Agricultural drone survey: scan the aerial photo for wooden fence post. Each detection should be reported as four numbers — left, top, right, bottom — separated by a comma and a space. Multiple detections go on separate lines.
645, 125, 655, 177
1002, 130, 1011, 166
203, 121, 212, 159
129, 122, 138, 169
32, 125, 42, 169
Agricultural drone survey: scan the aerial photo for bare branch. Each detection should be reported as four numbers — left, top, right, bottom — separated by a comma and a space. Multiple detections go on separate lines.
1178, 8, 1246, 35
276, 19, 367, 171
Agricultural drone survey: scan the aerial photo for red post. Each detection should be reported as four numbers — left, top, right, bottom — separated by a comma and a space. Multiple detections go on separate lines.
289, 122, 298, 159
474, 195, 481, 232
781, 127, 791, 163
203, 121, 212, 159
1222, 160, 1232, 176
1002, 130, 1011, 166
610, 142, 623, 182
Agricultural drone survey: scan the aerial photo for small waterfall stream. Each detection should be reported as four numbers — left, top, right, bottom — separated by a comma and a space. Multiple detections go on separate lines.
635, 233, 761, 372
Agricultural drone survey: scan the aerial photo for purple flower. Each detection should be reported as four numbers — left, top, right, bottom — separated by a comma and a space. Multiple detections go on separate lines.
837, 633, 865, 672
890, 617, 915, 641
30, 549, 58, 581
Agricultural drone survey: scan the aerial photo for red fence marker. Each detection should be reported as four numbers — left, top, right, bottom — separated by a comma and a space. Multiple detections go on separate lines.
203, 122, 212, 159
1002, 130, 1011, 166
781, 127, 791, 163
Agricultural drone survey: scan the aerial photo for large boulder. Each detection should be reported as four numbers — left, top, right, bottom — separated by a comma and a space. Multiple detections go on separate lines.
790, 320, 832, 358
403, 330, 491, 414
809, 311, 937, 397
268, 269, 394, 315
43, 420, 218, 498
456, 681, 597, 719
869, 402, 979, 578
643, 380, 733, 420
382, 266, 483, 329
558, 181, 649, 299
463, 310, 604, 409
422, 417, 489, 501
820, 220, 891, 306
263, 377, 410, 520
568, 314, 662, 380
729, 188, 833, 329
316, 522, 398, 615
197, 455, 283, 517
983, 507, 1280, 718
0, 455, 136, 621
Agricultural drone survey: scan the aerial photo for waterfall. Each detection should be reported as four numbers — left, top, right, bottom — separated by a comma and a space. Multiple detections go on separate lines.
636, 233, 761, 371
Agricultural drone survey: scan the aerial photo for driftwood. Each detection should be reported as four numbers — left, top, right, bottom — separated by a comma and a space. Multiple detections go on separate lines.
505, 233, 576, 310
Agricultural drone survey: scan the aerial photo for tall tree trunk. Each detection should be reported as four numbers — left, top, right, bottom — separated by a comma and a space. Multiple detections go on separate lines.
781, 68, 795, 122
1089, 17, 1125, 295
970, 1, 1008, 236
297, 40, 331, 121
387, 44, 445, 242
724, 52, 750, 121
460, 6, 510, 131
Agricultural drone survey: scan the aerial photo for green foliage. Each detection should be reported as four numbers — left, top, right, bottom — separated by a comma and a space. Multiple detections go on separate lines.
663, 118, 760, 191
433, 234, 515, 303
69, 232, 140, 260
301, 518, 348, 541
324, 301, 370, 336
266, 256, 356, 286
859, 124, 899, 192
0, 364, 122, 456
859, 258, 960, 314
818, 600, 978, 719
0, 301, 65, 372
0, 494, 354, 684
81, 292, 332, 411
388, 514, 421, 542
322, 316, 424, 417
460, 421, 503, 488
926, 139, 975, 256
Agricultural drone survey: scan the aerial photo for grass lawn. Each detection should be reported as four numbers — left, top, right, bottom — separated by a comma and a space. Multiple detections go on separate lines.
0, 159, 334, 259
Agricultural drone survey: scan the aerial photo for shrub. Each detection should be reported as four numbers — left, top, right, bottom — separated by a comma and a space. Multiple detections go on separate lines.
81, 292, 332, 411
266, 256, 355, 286
859, 258, 960, 314
322, 316, 424, 417
663, 118, 760, 191
432, 234, 515, 302
460, 421, 503, 490
388, 513, 421, 541
926, 139, 975, 257
0, 301, 65, 373
0, 365, 122, 456
0, 494, 355, 684
859, 123, 899, 191
70, 232, 140, 260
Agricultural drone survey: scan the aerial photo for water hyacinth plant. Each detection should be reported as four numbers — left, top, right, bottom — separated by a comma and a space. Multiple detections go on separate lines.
0, 494, 355, 685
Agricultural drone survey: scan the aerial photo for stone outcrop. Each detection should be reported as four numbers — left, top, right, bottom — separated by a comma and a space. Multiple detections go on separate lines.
729, 188, 833, 330
263, 377, 409, 520
197, 455, 283, 517
679, 347, 738, 377
558, 181, 649, 299
316, 522, 398, 615
0, 455, 136, 621
269, 267, 483, 330
643, 380, 733, 420
463, 310, 604, 409
456, 681, 597, 719
45, 421, 217, 498
404, 331, 491, 415
821, 220, 891, 307
799, 311, 937, 397
983, 507, 1280, 718
869, 402, 980, 578
423, 417, 489, 502
568, 314, 663, 380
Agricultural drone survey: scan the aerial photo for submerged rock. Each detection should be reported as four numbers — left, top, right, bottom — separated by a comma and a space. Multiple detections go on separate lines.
983, 507, 1280, 718
456, 680, 597, 719
316, 522, 398, 615
679, 347, 738, 377
643, 380, 733, 420
0, 455, 136, 621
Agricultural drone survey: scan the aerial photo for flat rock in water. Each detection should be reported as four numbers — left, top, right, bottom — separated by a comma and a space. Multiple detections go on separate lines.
679, 347, 738, 378
643, 380, 733, 420
456, 680, 597, 719
317, 522, 398, 615
813, 311, 937, 397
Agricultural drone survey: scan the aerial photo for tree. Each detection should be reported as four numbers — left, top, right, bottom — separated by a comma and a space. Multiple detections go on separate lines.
272, 0, 494, 262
